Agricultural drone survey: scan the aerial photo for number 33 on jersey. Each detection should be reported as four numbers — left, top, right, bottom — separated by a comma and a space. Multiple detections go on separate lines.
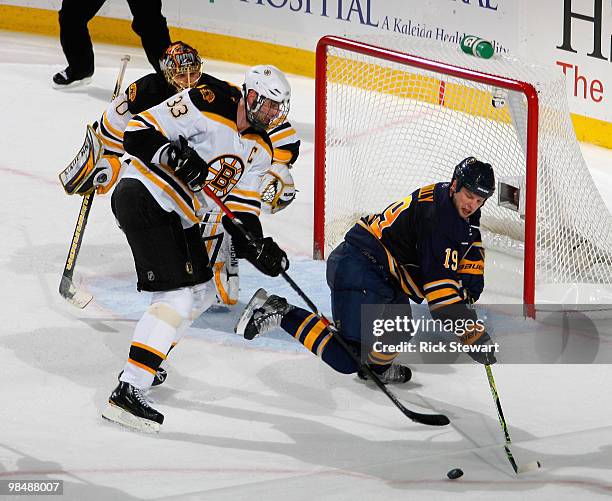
122, 86, 273, 227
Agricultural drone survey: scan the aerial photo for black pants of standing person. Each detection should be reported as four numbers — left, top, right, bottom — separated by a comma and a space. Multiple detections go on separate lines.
58, 0, 171, 78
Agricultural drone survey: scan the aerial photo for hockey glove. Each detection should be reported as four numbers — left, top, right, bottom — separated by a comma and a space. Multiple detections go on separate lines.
167, 136, 209, 190
245, 237, 289, 277
260, 163, 296, 214
459, 329, 497, 365
95, 155, 123, 195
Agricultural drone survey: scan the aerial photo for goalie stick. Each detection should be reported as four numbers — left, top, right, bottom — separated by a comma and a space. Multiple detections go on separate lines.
200, 184, 450, 427
59, 55, 130, 308
485, 364, 541, 474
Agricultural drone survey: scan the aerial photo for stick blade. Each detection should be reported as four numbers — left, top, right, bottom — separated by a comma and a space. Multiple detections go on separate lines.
375, 377, 451, 426
59, 275, 93, 309
517, 461, 542, 474
409, 412, 450, 426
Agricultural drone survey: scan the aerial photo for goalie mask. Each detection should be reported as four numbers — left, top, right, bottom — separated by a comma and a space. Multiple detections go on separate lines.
243, 65, 291, 130
160, 41, 203, 91
452, 157, 495, 199
260, 163, 296, 214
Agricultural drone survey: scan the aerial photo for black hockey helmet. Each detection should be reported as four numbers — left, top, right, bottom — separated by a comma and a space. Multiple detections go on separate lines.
452, 157, 495, 199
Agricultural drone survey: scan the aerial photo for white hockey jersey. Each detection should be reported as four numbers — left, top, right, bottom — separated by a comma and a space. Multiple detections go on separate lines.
121, 87, 273, 228
98, 72, 244, 157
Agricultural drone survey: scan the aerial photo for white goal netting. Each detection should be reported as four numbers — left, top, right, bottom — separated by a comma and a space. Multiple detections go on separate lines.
315, 35, 612, 302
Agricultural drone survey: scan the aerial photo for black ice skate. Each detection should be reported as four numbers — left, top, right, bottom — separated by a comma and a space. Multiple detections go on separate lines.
235, 288, 294, 340
118, 367, 167, 387
52, 67, 93, 88
357, 364, 412, 384
102, 382, 164, 433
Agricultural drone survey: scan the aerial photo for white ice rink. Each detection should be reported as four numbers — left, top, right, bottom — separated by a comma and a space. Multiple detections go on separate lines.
1, 31, 612, 500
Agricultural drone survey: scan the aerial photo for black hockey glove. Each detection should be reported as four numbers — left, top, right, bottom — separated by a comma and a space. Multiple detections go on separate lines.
460, 329, 497, 365
167, 136, 209, 189
245, 237, 289, 277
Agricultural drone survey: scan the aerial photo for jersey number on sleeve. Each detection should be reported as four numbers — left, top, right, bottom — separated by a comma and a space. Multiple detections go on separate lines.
115, 99, 129, 116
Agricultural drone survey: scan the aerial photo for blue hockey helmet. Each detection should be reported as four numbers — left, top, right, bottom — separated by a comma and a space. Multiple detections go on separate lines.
452, 157, 495, 199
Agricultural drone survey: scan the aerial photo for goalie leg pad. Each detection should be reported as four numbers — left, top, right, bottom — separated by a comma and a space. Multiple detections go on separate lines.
201, 212, 239, 306
213, 234, 239, 305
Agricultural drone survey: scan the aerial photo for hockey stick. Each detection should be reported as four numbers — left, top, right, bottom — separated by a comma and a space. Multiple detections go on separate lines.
59, 55, 131, 308
485, 364, 541, 474
201, 185, 450, 427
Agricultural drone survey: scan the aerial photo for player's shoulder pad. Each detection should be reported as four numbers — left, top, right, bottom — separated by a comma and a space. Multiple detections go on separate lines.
126, 73, 174, 114
197, 73, 242, 102
416, 182, 437, 203
243, 127, 274, 158
413, 183, 445, 235
188, 85, 239, 121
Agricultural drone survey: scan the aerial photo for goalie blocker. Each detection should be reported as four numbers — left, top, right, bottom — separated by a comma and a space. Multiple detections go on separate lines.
59, 124, 122, 196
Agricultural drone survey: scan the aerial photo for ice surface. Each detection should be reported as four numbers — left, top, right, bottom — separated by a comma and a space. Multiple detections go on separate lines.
1, 31, 612, 500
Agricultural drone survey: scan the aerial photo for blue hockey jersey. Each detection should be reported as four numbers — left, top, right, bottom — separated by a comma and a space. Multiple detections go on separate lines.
344, 182, 485, 313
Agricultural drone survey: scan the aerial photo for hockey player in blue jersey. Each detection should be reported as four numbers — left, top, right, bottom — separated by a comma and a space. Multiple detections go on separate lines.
235, 157, 497, 383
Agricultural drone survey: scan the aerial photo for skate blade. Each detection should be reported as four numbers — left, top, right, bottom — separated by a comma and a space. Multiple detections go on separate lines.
234, 288, 268, 335
53, 77, 92, 90
101, 403, 161, 433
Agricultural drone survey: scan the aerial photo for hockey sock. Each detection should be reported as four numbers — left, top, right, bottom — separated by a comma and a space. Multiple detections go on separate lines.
170, 281, 216, 347
280, 307, 360, 374
120, 305, 179, 388
367, 350, 399, 373
120, 289, 193, 389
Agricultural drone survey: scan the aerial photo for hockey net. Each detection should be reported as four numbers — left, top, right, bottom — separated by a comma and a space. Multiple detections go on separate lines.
314, 35, 612, 304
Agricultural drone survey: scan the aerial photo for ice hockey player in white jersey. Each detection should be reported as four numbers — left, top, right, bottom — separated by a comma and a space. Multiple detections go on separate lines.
60, 41, 301, 309
101, 65, 292, 433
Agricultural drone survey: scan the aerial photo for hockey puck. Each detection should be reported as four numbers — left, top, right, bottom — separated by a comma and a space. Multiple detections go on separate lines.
447, 468, 464, 479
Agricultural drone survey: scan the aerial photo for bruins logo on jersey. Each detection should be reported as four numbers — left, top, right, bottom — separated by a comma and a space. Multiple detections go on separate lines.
199, 87, 215, 103
205, 155, 244, 197
128, 83, 137, 102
